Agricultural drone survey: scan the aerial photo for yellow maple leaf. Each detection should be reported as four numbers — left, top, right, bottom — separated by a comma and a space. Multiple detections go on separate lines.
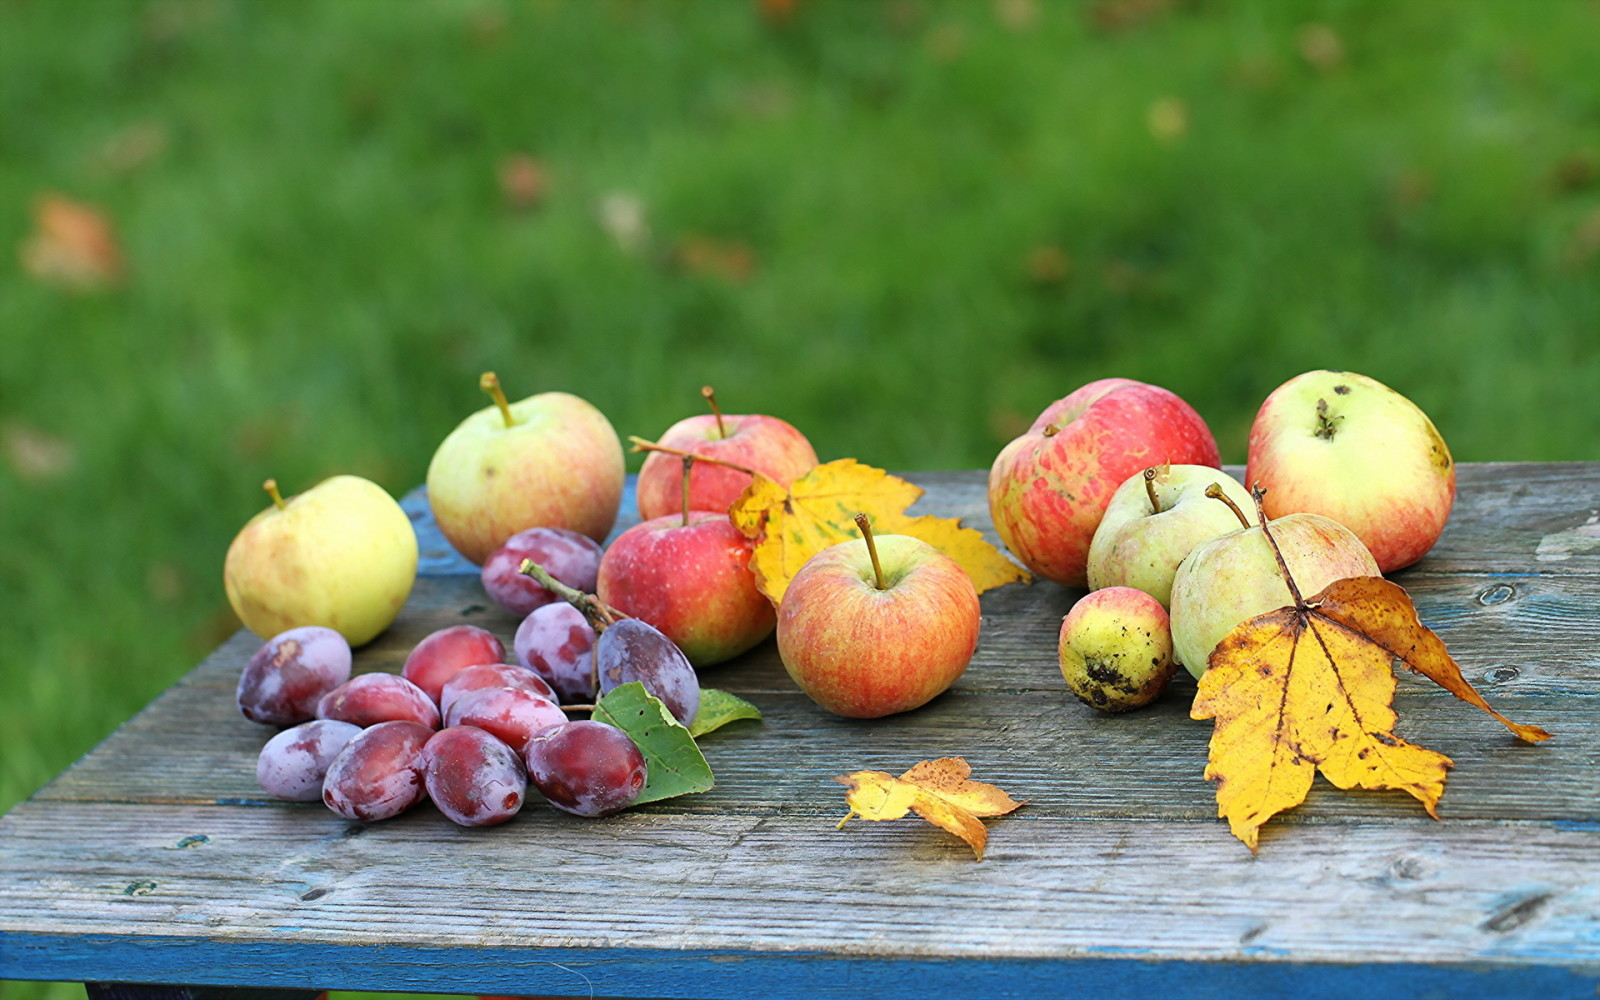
1192, 574, 1552, 853
729, 459, 1030, 604
836, 757, 1025, 860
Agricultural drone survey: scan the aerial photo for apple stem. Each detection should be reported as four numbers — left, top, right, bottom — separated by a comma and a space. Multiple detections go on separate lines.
517, 559, 626, 633
628, 435, 757, 476
1206, 483, 1251, 529
681, 454, 694, 527
701, 385, 728, 439
263, 479, 287, 511
1144, 468, 1162, 515
1251, 484, 1308, 608
855, 512, 887, 590
480, 372, 515, 428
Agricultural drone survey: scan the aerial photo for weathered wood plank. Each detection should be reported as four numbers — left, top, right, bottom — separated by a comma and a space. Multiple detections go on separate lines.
1, 802, 1595, 979
31, 569, 1597, 823
3, 464, 1597, 994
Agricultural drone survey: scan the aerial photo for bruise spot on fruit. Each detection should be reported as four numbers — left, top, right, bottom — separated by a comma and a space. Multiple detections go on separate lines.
484, 466, 497, 479
1333, 384, 1350, 395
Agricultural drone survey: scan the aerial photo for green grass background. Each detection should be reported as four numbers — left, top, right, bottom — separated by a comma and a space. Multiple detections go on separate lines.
1, 0, 1597, 996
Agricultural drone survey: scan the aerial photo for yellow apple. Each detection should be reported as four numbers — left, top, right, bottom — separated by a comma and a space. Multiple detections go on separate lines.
224, 476, 418, 646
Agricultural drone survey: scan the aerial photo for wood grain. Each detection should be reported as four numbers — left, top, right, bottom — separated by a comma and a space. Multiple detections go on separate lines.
3, 464, 1597, 995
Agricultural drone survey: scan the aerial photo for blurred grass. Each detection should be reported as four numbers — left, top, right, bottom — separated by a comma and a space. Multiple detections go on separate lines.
1, 0, 1597, 996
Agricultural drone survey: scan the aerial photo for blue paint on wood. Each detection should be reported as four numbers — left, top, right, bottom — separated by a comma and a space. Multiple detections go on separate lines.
4, 932, 1597, 999
402, 477, 640, 578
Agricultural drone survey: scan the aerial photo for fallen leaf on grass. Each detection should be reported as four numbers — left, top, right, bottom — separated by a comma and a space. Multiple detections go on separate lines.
836, 757, 1024, 860
19, 194, 123, 290
730, 459, 1030, 604
1192, 575, 1552, 852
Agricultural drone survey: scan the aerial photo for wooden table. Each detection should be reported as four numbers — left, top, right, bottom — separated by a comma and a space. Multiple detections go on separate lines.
3, 464, 1597, 998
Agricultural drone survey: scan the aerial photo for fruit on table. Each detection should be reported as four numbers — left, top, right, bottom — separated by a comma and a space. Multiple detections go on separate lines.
988, 378, 1221, 588
1169, 489, 1380, 677
442, 685, 568, 754
236, 625, 353, 726
426, 372, 624, 564
316, 672, 441, 729
224, 476, 418, 646
256, 719, 362, 801
321, 720, 433, 821
480, 526, 603, 617
523, 719, 648, 817
636, 386, 817, 519
1087, 465, 1256, 607
594, 617, 701, 726
401, 624, 507, 704
776, 517, 980, 719
514, 602, 598, 703
421, 726, 528, 827
439, 662, 557, 716
1058, 587, 1176, 712
1247, 370, 1455, 572
596, 509, 775, 667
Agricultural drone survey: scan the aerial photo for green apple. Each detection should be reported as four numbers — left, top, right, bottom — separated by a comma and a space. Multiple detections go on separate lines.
1169, 506, 1379, 677
426, 373, 624, 564
1086, 465, 1255, 607
224, 476, 418, 646
1247, 370, 1455, 572
1058, 586, 1175, 712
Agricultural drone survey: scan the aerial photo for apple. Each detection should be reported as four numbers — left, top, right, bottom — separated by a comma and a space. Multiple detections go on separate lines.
223, 476, 417, 646
596, 510, 775, 667
1058, 587, 1175, 712
1247, 370, 1455, 572
776, 519, 980, 719
988, 378, 1221, 588
636, 386, 817, 519
426, 372, 624, 565
1169, 498, 1380, 677
1086, 465, 1256, 607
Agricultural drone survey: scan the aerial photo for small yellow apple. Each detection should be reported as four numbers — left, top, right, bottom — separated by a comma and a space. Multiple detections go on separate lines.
224, 475, 418, 646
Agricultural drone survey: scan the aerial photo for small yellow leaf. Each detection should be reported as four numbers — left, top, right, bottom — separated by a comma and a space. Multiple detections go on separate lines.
730, 460, 1030, 604
836, 757, 1024, 860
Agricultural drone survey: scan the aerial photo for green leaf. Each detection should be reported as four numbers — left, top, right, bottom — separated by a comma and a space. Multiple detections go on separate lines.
689, 689, 763, 737
592, 682, 714, 805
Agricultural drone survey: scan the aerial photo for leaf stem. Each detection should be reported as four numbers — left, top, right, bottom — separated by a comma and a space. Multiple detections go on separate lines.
480, 372, 515, 428
263, 479, 287, 511
701, 385, 727, 439
1251, 484, 1307, 608
855, 512, 886, 590
628, 435, 756, 475
1206, 483, 1251, 529
836, 810, 857, 830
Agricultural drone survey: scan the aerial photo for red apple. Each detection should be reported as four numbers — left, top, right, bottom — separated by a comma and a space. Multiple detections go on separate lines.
636, 388, 817, 519
595, 511, 775, 667
776, 526, 980, 719
426, 372, 624, 564
988, 378, 1221, 588
1246, 370, 1454, 572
